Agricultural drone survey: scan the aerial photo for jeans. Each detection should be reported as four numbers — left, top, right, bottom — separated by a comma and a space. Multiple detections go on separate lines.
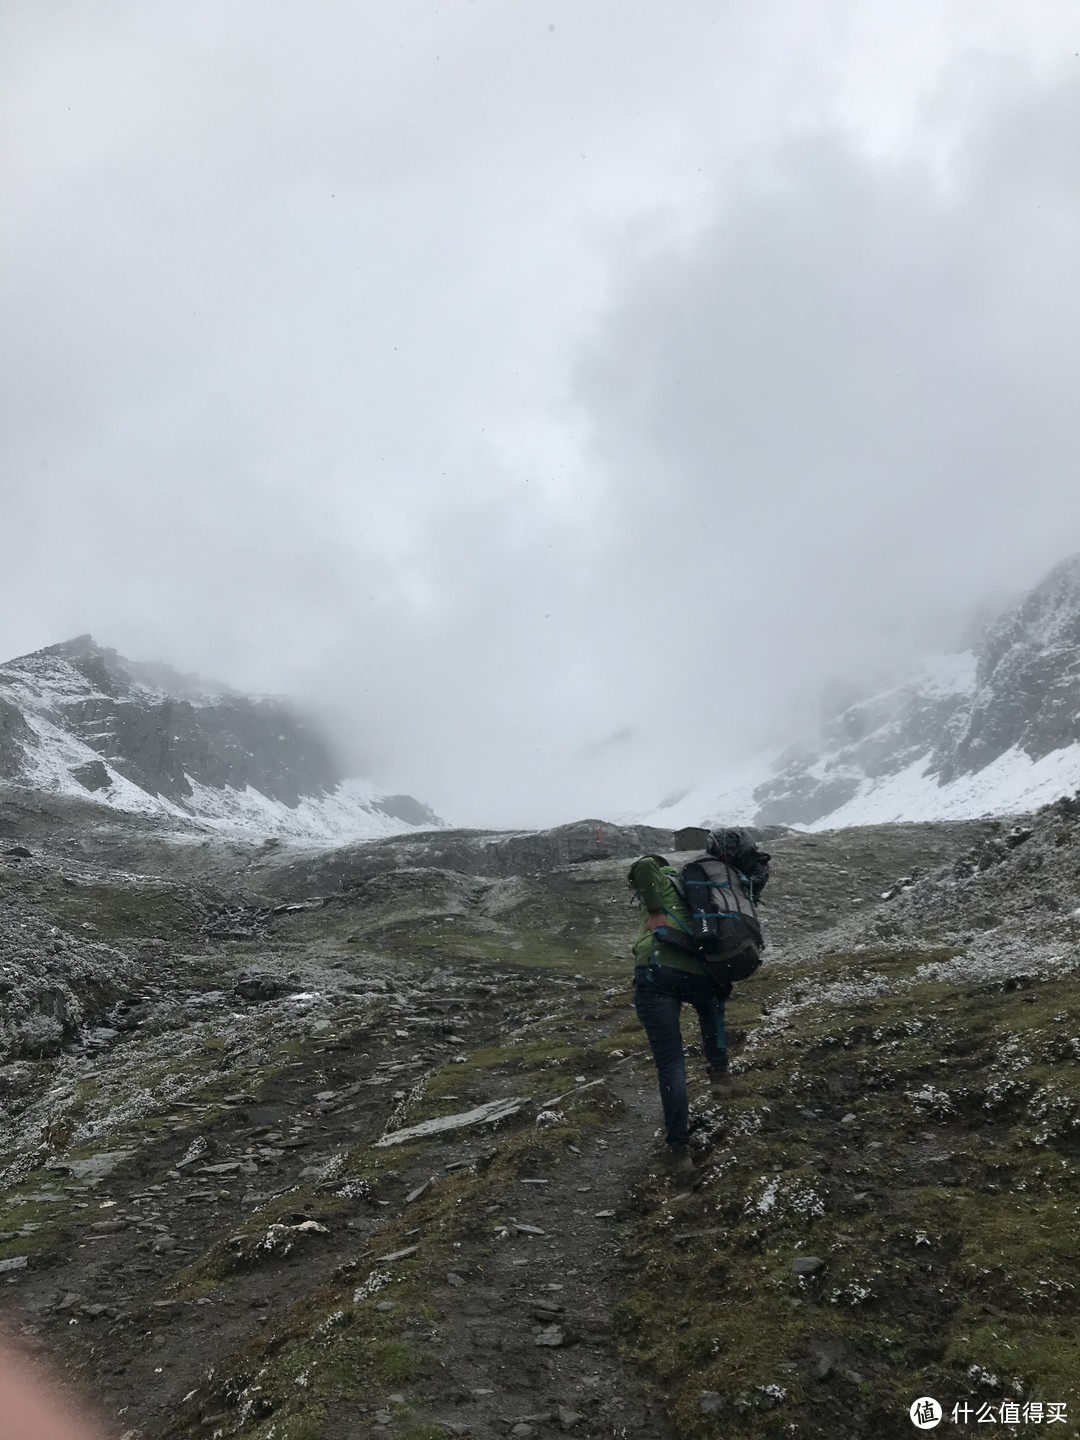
633, 963, 730, 1148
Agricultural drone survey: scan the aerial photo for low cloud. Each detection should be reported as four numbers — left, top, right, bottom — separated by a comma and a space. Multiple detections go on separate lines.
575, 78, 1080, 776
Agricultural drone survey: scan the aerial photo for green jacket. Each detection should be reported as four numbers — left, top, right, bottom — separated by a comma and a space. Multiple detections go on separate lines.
628, 856, 707, 976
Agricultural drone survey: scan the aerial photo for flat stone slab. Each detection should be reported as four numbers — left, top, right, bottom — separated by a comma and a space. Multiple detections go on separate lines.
373, 1245, 419, 1262
47, 1151, 133, 1183
375, 1097, 526, 1148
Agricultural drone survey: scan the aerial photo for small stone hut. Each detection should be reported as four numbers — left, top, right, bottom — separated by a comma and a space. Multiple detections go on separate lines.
673, 825, 709, 852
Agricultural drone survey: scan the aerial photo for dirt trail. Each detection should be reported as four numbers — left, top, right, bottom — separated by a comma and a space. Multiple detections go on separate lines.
3, 944, 683, 1438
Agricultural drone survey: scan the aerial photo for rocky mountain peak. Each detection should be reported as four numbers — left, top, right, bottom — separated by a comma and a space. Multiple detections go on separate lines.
23, 634, 236, 702
652, 551, 1080, 830
977, 551, 1080, 681
940, 553, 1080, 780
0, 637, 441, 840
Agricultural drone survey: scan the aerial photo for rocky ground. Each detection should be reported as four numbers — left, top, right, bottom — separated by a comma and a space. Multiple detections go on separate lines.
1, 792, 1078, 1439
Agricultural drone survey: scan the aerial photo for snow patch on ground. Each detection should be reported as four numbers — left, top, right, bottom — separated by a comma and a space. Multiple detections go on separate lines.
806, 744, 1080, 830
180, 776, 438, 843
745, 975, 895, 1051
638, 740, 1080, 834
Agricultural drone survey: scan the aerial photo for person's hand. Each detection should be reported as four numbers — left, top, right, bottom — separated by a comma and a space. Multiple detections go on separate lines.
644, 910, 665, 932
0, 1340, 108, 1440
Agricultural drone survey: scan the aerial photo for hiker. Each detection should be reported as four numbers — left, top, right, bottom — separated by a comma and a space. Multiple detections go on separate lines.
628, 831, 768, 1178
628, 851, 732, 1176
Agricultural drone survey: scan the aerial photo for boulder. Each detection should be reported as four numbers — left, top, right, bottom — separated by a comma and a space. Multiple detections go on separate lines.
71, 760, 112, 792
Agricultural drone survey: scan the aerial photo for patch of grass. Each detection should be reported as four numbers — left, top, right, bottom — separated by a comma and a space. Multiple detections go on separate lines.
366, 1337, 420, 1384
48, 881, 197, 940
0, 1199, 75, 1263
259, 1411, 327, 1440
167, 1260, 435, 1436
380, 920, 618, 979
173, 1183, 353, 1288
416, 1035, 612, 1118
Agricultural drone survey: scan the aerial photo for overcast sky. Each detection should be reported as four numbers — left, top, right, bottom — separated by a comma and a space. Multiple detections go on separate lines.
4, 2, 1080, 827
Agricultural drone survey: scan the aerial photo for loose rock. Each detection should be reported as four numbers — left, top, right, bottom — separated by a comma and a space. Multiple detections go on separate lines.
793, 1256, 824, 1275
534, 1325, 565, 1348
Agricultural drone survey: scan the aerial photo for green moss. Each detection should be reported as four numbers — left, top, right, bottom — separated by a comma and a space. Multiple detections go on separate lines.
0, 1191, 80, 1263
173, 1184, 354, 1287
378, 921, 616, 977
48, 882, 196, 940
944, 1317, 1080, 1397
256, 1411, 327, 1440
367, 1338, 419, 1384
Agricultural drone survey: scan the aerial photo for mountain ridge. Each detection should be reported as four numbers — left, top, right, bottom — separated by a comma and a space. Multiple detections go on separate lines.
0, 635, 442, 842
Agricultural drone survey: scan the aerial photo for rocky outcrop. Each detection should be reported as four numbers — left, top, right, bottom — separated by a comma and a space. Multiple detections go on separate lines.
372, 794, 444, 827
265, 819, 679, 899
70, 760, 111, 792
437, 819, 678, 877
0, 878, 138, 1061
0, 696, 34, 780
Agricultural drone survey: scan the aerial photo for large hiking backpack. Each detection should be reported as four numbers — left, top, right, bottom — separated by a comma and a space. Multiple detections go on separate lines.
658, 832, 771, 985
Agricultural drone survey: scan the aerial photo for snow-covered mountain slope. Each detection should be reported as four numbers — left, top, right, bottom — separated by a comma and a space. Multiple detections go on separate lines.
648, 553, 1080, 831
0, 636, 442, 842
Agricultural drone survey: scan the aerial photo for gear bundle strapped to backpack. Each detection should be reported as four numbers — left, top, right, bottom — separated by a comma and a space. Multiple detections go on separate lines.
657, 829, 771, 986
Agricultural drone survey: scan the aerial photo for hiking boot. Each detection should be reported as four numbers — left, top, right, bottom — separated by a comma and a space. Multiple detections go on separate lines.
661, 1143, 695, 1179
709, 1068, 736, 1098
